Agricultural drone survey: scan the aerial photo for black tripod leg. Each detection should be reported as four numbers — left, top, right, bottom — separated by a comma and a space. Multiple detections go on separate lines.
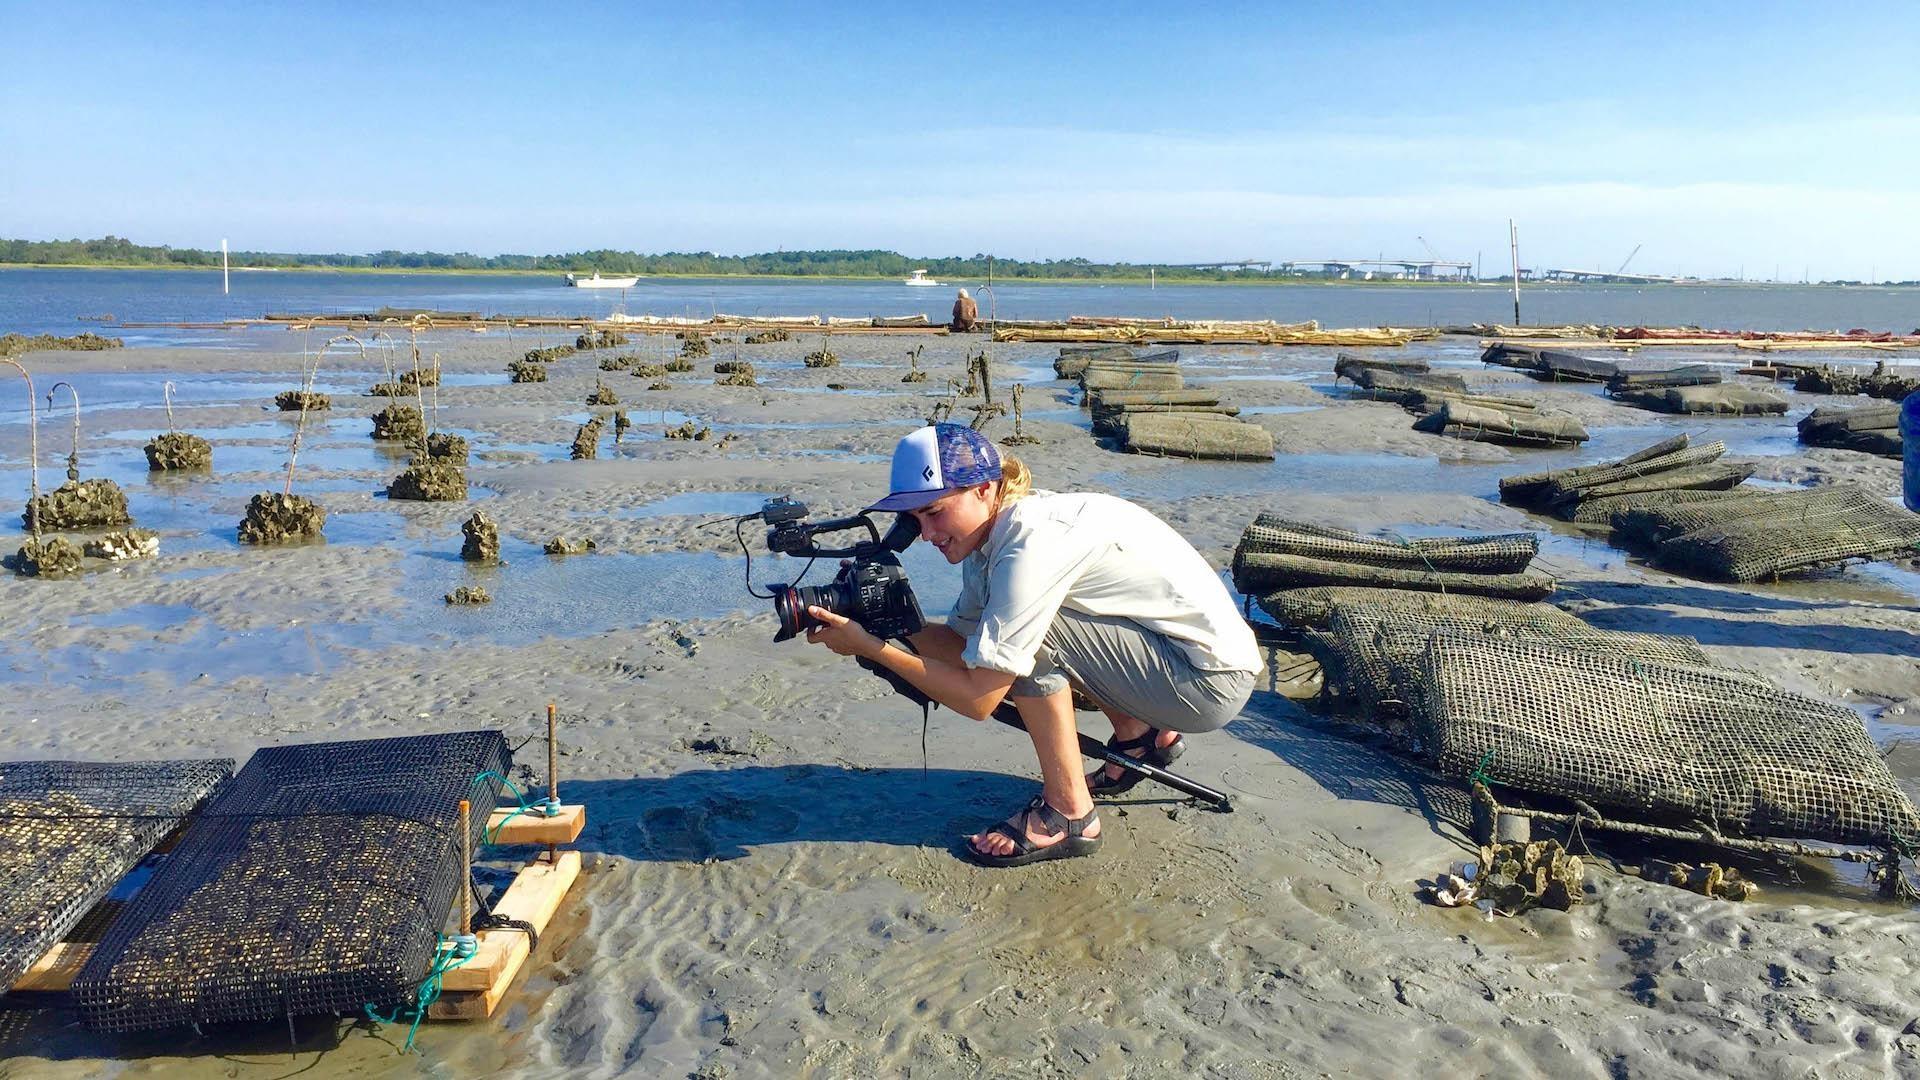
865, 643, 1234, 812
989, 703, 1233, 812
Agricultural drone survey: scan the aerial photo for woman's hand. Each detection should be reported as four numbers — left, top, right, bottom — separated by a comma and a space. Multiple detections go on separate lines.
804, 606, 883, 659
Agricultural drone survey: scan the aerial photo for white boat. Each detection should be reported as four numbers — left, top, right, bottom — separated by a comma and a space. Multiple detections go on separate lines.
903, 269, 942, 287
565, 272, 639, 289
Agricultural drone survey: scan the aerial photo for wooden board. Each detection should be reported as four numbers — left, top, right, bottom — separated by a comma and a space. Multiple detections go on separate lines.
10, 941, 89, 993
432, 849, 581, 1020
486, 804, 586, 846
1479, 337, 1920, 351
8, 807, 587, 1001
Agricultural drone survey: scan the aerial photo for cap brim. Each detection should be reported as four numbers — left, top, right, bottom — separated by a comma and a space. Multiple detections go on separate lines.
867, 487, 953, 513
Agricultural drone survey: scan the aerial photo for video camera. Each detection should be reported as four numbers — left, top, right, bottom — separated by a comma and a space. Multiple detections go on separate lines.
741, 496, 926, 643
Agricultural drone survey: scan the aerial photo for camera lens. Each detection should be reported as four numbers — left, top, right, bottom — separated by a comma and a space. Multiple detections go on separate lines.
773, 582, 846, 641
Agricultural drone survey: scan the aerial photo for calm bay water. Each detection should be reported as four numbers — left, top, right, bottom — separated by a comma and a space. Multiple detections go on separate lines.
2, 267, 1917, 347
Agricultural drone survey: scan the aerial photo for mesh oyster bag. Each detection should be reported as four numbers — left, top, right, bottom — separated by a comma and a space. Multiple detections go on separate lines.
0, 760, 232, 991
71, 731, 508, 1032
1653, 490, 1920, 581
1316, 609, 1713, 745
1239, 517, 1538, 574
1256, 586, 1582, 632
1413, 635, 1920, 849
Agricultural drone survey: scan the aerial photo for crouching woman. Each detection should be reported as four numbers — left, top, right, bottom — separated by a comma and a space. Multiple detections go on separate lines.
802, 423, 1258, 867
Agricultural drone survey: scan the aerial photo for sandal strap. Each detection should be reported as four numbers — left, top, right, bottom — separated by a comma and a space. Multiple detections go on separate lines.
1026, 795, 1097, 838
1105, 727, 1162, 754
981, 821, 1035, 856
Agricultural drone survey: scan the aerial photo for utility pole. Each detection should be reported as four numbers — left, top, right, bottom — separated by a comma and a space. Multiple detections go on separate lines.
222, 238, 230, 295
1508, 220, 1522, 326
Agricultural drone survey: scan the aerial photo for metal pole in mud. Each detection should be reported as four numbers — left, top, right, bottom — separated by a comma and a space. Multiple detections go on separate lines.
547, 702, 559, 807
47, 382, 80, 482
989, 702, 1233, 811
1508, 220, 1522, 327
547, 701, 561, 863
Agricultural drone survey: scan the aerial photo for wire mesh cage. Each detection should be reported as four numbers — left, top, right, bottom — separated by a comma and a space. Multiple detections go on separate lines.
1238, 518, 1539, 574
0, 760, 232, 992
1318, 608, 1717, 743
1651, 490, 1920, 581
1564, 487, 1752, 526
1256, 586, 1584, 632
1412, 634, 1920, 850
70, 731, 509, 1033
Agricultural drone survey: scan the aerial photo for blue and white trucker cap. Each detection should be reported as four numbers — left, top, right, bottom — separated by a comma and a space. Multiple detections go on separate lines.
867, 423, 1003, 512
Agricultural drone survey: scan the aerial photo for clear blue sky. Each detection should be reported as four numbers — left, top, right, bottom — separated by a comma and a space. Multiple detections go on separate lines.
4, 1, 1917, 279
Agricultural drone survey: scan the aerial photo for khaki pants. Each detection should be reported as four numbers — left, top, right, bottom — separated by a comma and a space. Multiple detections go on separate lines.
1008, 609, 1253, 734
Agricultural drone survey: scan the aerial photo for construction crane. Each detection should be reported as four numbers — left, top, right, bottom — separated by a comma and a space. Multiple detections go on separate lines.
1617, 244, 1643, 275
1417, 235, 1441, 262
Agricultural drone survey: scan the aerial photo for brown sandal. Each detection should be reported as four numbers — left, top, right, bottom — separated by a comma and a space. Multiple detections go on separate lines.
1085, 728, 1184, 797
964, 795, 1102, 868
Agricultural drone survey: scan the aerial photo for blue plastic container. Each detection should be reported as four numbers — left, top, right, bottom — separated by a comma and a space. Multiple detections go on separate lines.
1904, 390, 1920, 512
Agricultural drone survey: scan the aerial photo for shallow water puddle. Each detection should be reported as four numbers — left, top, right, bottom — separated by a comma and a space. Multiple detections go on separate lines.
607, 491, 777, 519
0, 542, 772, 690
560, 409, 696, 428
1024, 408, 1093, 430
775, 386, 907, 397
0, 371, 365, 424
97, 416, 363, 443
390, 542, 755, 646
1097, 451, 1504, 502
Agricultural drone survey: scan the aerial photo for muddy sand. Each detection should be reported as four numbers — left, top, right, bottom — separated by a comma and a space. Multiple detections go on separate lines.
2, 330, 1919, 1078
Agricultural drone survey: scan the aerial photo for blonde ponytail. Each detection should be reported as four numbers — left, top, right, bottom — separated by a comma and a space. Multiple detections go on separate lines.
995, 452, 1032, 508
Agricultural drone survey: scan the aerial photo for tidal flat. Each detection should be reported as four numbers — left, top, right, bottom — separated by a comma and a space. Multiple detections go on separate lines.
2, 328, 1918, 1078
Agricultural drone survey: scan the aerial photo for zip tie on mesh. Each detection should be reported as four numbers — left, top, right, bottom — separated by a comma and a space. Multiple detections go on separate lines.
1628, 659, 1666, 742
1468, 749, 1497, 788
363, 933, 474, 1052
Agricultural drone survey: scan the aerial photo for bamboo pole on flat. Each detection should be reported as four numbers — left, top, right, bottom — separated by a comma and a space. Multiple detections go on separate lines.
1, 359, 41, 540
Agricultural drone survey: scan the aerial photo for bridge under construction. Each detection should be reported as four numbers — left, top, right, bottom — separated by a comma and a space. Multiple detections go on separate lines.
1276, 258, 1474, 281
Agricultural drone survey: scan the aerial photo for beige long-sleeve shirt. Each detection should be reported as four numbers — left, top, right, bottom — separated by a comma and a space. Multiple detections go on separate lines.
946, 491, 1260, 678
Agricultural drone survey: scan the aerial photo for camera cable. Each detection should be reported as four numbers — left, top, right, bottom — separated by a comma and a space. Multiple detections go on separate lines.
722, 513, 817, 599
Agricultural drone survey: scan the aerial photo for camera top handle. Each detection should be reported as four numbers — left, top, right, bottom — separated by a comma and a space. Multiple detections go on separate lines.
767, 505, 920, 560
785, 513, 883, 559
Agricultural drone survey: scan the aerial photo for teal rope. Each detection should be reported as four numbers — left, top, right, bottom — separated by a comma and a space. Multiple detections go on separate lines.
360, 768, 556, 1045
472, 771, 530, 845
362, 769, 542, 1051
365, 936, 473, 1052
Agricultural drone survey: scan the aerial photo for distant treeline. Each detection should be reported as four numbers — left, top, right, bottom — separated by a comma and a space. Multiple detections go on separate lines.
1, 236, 1288, 282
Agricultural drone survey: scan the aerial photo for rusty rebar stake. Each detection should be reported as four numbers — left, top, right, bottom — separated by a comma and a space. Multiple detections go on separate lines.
545, 702, 561, 862
458, 798, 473, 936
